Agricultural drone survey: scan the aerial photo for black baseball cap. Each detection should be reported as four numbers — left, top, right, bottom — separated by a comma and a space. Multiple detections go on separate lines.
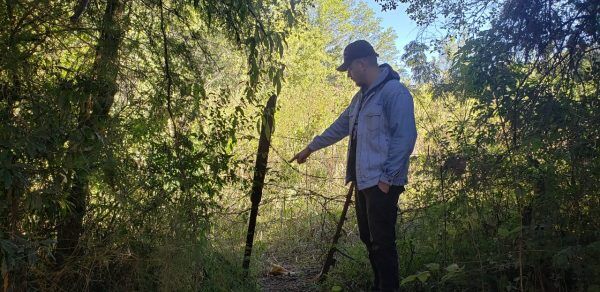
336, 40, 379, 72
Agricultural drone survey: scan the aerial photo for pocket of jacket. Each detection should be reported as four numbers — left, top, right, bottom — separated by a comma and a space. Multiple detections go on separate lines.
365, 113, 381, 131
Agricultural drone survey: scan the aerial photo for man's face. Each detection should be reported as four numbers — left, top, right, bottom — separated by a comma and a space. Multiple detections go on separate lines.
346, 59, 367, 88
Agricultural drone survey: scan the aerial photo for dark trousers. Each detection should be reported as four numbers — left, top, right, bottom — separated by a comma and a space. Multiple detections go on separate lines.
355, 184, 404, 292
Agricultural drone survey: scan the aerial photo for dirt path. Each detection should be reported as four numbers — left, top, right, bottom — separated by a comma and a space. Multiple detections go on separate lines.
257, 248, 323, 291
259, 265, 320, 291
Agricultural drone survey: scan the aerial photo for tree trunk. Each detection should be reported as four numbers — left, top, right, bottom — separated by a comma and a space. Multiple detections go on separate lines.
242, 95, 277, 274
56, 0, 127, 264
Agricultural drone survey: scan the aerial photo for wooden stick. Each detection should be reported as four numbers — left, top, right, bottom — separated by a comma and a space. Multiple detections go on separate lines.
242, 95, 277, 274
317, 182, 356, 281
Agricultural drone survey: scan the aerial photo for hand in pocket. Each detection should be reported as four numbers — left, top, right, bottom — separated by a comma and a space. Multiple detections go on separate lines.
377, 181, 390, 194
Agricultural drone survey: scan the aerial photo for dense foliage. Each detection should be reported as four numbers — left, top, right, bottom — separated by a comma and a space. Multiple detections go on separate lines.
1, 0, 598, 291
1, 0, 289, 290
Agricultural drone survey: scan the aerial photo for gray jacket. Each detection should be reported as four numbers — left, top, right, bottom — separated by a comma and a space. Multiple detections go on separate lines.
308, 64, 417, 191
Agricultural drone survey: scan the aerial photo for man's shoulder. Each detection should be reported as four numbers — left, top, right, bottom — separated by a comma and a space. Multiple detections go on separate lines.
380, 80, 410, 98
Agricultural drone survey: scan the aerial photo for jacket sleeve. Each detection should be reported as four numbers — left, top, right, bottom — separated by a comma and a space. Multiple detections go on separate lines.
307, 103, 352, 152
379, 82, 417, 185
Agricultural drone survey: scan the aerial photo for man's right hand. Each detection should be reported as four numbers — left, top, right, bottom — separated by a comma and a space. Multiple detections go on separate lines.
289, 147, 312, 164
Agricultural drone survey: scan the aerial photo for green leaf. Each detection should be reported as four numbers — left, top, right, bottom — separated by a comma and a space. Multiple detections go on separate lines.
400, 274, 417, 285
445, 263, 460, 272
417, 271, 431, 283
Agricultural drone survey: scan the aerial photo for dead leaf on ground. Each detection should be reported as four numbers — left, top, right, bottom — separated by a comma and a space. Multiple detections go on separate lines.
268, 263, 296, 276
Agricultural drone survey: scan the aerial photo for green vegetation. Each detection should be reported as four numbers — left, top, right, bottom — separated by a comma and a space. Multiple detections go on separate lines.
1, 0, 598, 291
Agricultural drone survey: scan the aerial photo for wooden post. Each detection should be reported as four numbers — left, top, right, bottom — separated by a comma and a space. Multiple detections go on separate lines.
317, 182, 355, 281
242, 95, 277, 274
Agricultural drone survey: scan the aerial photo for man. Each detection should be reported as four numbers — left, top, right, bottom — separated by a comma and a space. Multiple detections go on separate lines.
290, 40, 417, 292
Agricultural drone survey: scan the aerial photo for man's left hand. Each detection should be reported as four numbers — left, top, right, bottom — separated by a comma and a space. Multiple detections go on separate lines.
377, 181, 390, 194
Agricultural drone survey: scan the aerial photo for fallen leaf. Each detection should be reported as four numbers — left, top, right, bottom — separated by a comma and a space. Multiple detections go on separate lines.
268, 263, 294, 276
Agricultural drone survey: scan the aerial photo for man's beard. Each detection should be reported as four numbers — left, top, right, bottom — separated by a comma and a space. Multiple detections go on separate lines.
353, 78, 366, 89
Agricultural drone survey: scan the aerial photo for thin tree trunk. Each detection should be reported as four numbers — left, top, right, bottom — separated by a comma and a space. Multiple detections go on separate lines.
242, 95, 277, 274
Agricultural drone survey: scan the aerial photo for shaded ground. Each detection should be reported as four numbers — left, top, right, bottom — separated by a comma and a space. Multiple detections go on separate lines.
258, 246, 323, 291
259, 265, 321, 291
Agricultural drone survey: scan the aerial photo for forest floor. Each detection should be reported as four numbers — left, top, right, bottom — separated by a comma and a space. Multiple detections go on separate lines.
259, 265, 320, 291
257, 244, 323, 291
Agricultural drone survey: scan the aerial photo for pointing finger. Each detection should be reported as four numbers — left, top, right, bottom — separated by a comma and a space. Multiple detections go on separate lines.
289, 154, 298, 163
